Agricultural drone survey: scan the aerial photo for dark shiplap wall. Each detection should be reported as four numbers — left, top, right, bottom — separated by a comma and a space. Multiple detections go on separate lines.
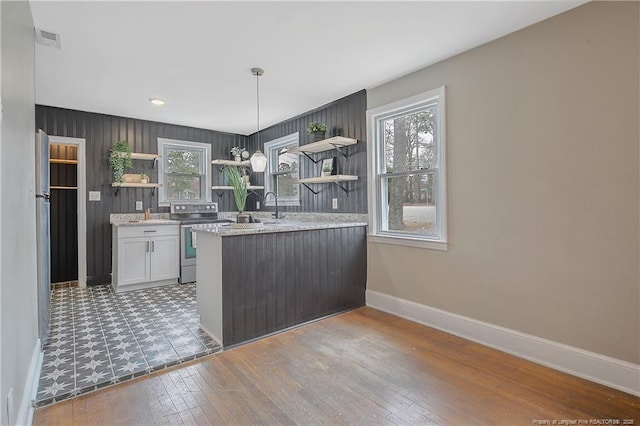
36, 106, 250, 284
247, 90, 367, 214
36, 90, 366, 285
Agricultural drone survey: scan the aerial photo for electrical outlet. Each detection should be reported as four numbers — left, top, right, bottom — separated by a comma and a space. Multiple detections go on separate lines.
332, 198, 338, 210
135, 201, 143, 211
7, 388, 14, 424
88, 191, 101, 201
256, 201, 260, 210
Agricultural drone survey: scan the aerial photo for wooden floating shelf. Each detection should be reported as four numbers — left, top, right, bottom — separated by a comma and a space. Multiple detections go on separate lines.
211, 185, 264, 190
50, 186, 78, 190
296, 175, 358, 195
297, 175, 358, 184
287, 137, 358, 155
49, 159, 78, 164
112, 182, 161, 188
113, 152, 160, 161
212, 159, 251, 167
112, 182, 162, 196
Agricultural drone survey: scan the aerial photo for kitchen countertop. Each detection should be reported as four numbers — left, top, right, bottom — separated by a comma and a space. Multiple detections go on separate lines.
110, 219, 180, 227
191, 221, 367, 237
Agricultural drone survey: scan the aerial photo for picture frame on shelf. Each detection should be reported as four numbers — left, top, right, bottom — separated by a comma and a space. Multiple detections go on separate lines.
320, 157, 336, 177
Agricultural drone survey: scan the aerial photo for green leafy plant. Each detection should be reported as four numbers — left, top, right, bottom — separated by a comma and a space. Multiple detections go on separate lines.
307, 122, 327, 134
230, 146, 246, 157
140, 173, 149, 181
224, 165, 248, 213
108, 141, 132, 183
322, 165, 332, 173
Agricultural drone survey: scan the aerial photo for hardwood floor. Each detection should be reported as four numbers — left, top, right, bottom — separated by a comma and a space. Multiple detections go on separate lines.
34, 307, 640, 425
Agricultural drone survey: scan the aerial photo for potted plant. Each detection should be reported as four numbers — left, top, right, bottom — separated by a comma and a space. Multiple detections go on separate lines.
108, 140, 132, 183
140, 173, 149, 184
224, 165, 249, 222
231, 146, 246, 162
322, 164, 332, 177
307, 122, 327, 142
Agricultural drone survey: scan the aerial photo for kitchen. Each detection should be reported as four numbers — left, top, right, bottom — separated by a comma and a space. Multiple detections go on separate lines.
3, 1, 639, 424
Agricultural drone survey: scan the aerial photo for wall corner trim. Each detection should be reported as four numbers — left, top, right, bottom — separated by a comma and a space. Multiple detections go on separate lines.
15, 339, 43, 426
366, 290, 640, 396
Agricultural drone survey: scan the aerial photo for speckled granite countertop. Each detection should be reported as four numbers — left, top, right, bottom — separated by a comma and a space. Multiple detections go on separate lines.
192, 221, 367, 237
110, 213, 179, 227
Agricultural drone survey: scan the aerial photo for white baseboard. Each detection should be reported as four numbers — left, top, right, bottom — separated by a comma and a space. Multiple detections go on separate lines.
366, 290, 640, 396
15, 339, 43, 426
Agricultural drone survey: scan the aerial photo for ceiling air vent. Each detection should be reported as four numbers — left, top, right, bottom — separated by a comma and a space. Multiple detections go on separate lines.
35, 28, 61, 49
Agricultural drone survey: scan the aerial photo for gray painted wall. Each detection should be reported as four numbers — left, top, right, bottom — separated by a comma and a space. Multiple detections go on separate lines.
366, 2, 639, 364
1, 2, 39, 425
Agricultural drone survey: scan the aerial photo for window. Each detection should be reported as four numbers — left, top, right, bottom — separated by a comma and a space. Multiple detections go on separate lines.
264, 132, 300, 206
157, 138, 211, 206
367, 87, 447, 250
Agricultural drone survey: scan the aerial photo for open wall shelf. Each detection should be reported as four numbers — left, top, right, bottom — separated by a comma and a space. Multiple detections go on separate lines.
112, 182, 162, 196
297, 175, 358, 194
287, 136, 358, 162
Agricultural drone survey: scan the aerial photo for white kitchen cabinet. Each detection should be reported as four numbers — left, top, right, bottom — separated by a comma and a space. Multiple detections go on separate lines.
112, 224, 179, 292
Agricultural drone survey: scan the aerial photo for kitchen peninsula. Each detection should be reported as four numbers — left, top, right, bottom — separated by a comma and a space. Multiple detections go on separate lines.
193, 219, 367, 347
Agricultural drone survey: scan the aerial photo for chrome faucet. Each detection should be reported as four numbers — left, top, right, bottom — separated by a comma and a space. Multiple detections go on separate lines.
264, 191, 284, 219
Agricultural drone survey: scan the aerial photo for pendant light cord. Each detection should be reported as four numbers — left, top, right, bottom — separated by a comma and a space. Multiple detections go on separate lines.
256, 71, 260, 144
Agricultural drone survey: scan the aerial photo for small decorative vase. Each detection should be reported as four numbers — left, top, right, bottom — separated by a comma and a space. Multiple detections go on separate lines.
311, 131, 325, 142
243, 175, 250, 185
237, 212, 251, 223
140, 177, 149, 184
234, 155, 241, 162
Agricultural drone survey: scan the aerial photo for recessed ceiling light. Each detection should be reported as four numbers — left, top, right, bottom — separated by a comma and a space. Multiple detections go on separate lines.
149, 98, 165, 106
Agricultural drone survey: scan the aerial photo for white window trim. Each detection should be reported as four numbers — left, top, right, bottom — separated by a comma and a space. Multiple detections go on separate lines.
157, 138, 212, 207
264, 132, 300, 207
366, 86, 448, 251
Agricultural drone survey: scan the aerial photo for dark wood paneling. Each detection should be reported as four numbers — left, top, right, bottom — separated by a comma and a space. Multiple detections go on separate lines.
247, 90, 367, 214
220, 226, 367, 346
36, 91, 366, 285
36, 105, 249, 284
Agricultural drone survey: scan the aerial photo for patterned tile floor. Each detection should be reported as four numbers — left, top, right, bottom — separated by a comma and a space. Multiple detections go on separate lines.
35, 283, 221, 407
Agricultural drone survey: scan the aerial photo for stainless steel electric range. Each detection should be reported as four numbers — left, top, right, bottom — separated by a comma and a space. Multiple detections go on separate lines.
170, 202, 232, 283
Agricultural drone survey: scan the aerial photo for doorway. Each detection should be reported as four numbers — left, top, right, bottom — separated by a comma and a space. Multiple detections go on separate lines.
48, 136, 87, 287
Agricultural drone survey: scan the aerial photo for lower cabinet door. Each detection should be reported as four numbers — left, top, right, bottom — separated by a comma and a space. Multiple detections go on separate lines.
150, 235, 179, 282
118, 237, 150, 286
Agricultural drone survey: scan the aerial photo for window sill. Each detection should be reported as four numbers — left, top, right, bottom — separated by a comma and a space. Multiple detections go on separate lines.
367, 234, 448, 251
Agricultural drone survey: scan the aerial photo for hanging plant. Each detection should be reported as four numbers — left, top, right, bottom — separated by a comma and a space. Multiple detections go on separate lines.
108, 140, 133, 183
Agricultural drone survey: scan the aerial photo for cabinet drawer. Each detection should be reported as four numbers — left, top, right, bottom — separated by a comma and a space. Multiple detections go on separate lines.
116, 224, 179, 239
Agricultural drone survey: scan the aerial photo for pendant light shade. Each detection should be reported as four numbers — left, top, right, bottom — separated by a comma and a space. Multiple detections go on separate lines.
250, 67, 266, 173
250, 149, 267, 172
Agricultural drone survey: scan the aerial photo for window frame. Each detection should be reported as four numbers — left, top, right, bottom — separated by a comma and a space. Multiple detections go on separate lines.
263, 132, 301, 207
366, 86, 448, 251
157, 138, 212, 207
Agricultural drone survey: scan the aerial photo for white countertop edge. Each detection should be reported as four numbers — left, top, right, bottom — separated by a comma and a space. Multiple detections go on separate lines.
110, 219, 181, 227
192, 222, 367, 236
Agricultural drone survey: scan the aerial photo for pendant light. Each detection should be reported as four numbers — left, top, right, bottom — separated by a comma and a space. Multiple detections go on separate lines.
249, 67, 267, 172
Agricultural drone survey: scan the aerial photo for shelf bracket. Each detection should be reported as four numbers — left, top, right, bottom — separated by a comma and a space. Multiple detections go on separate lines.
151, 187, 157, 197
300, 183, 320, 195
113, 186, 120, 196
214, 190, 225, 197
301, 151, 322, 164
334, 182, 350, 194
330, 144, 349, 160
248, 189, 263, 198
152, 157, 158, 169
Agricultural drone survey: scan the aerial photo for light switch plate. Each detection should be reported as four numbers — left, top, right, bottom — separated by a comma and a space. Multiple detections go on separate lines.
88, 191, 101, 201
332, 198, 338, 209
135, 201, 143, 211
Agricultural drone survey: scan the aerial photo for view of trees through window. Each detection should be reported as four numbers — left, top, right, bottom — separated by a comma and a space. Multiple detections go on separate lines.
165, 148, 203, 200
276, 150, 299, 198
382, 106, 437, 235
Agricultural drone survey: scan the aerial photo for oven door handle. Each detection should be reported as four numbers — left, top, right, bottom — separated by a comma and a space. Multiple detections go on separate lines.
191, 230, 197, 249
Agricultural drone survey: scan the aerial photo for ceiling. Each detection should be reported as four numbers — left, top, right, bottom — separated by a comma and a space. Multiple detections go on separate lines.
30, 1, 585, 135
